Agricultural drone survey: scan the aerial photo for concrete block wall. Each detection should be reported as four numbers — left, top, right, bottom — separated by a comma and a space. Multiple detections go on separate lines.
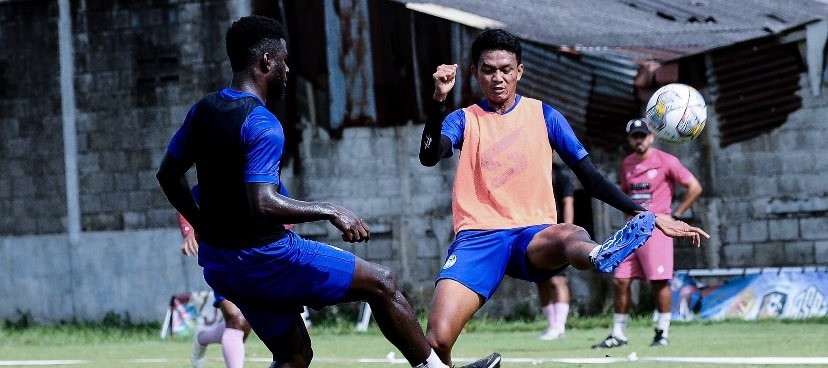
72, 0, 232, 231
0, 230, 206, 323
0, 0, 232, 323
712, 76, 828, 267
285, 123, 458, 308
0, 2, 67, 235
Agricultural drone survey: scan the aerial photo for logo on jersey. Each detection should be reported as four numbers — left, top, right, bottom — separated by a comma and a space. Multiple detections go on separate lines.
442, 254, 457, 269
629, 182, 651, 191
480, 127, 528, 189
648, 169, 658, 180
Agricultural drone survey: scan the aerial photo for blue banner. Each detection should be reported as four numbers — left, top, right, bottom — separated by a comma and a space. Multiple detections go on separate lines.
671, 270, 828, 320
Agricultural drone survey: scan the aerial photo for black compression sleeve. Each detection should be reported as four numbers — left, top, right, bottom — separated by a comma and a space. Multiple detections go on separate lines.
570, 156, 647, 216
419, 100, 452, 167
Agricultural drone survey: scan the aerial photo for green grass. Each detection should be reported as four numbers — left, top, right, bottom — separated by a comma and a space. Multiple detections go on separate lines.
1, 317, 827, 367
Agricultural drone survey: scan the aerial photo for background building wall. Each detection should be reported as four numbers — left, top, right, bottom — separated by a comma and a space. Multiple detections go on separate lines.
0, 1, 825, 323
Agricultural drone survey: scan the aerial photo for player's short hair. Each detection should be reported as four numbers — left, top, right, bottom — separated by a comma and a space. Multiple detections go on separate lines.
226, 15, 286, 72
470, 29, 522, 66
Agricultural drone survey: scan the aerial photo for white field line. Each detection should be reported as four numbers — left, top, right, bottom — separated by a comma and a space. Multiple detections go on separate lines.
5, 356, 828, 366
0, 361, 87, 366
257, 356, 828, 365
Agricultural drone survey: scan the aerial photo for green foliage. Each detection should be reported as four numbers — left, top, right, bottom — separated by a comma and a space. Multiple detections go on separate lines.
3, 310, 33, 329
1, 311, 160, 346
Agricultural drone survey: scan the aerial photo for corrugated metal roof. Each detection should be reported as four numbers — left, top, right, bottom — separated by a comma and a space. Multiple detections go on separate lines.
709, 37, 804, 146
393, 0, 826, 53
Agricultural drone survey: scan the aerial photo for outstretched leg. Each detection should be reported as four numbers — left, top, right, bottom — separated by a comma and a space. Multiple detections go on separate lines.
342, 258, 446, 368
526, 213, 655, 273
525, 223, 598, 271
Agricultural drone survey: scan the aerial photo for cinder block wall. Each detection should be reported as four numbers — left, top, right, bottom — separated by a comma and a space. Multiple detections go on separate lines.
1, 1, 825, 323
711, 79, 828, 267
0, 2, 66, 235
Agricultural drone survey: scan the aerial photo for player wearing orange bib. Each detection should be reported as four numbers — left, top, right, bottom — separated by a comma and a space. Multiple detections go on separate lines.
418, 29, 709, 366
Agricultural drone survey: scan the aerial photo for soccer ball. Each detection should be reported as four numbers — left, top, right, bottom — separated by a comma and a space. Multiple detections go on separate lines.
645, 83, 707, 143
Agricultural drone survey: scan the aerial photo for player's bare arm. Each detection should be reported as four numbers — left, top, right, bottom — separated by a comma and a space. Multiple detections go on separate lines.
157, 152, 200, 229
246, 182, 370, 243
658, 176, 706, 247
673, 176, 703, 218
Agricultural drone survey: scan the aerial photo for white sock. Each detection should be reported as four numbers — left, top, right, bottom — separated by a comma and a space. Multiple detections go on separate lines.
656, 312, 671, 337
414, 349, 448, 368
553, 302, 569, 333
588, 245, 600, 262
612, 313, 628, 340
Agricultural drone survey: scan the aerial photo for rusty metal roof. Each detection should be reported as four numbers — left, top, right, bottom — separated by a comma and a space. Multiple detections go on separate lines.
393, 0, 826, 54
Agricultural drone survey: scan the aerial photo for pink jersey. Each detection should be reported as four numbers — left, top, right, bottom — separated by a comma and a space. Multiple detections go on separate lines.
620, 148, 695, 215
618, 148, 694, 280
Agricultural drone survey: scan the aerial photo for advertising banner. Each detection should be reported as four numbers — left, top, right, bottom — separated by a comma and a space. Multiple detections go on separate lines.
671, 270, 828, 321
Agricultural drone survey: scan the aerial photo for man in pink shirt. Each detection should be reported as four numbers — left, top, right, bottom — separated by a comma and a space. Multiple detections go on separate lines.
592, 118, 703, 349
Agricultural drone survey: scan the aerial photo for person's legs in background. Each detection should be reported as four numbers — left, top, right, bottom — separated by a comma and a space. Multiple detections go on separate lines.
219, 300, 251, 368
191, 295, 251, 368
536, 274, 570, 340
651, 278, 672, 346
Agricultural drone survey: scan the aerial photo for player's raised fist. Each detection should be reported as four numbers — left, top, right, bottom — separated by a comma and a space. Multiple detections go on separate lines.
432, 64, 458, 102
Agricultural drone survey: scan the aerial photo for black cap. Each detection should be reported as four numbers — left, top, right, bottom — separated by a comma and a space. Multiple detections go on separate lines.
626, 118, 651, 136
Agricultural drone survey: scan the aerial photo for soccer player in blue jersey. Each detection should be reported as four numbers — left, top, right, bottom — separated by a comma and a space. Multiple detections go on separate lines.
157, 15, 494, 368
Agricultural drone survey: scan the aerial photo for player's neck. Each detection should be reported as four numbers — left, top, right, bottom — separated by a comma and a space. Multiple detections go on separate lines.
488, 95, 517, 114
230, 74, 267, 102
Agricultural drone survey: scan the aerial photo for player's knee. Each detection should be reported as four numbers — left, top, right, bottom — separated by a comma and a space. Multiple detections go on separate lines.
557, 223, 587, 238
539, 223, 586, 244
224, 311, 248, 331
613, 278, 631, 290
368, 264, 400, 297
426, 326, 453, 354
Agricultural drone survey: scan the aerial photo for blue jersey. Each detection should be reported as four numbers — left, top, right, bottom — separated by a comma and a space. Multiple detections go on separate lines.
169, 89, 357, 341
167, 88, 289, 269
440, 95, 589, 167
168, 88, 284, 186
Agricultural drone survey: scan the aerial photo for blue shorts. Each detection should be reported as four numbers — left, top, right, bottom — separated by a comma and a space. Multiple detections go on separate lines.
202, 230, 356, 340
438, 224, 568, 300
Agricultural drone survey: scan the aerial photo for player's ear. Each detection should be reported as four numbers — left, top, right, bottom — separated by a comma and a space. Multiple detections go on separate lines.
470, 64, 478, 78
516, 63, 524, 81
259, 53, 272, 74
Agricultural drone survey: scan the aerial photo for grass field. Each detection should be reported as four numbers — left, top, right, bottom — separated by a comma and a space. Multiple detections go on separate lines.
1, 316, 827, 367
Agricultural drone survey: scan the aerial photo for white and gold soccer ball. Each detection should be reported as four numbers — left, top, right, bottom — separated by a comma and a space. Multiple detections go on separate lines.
645, 83, 707, 144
